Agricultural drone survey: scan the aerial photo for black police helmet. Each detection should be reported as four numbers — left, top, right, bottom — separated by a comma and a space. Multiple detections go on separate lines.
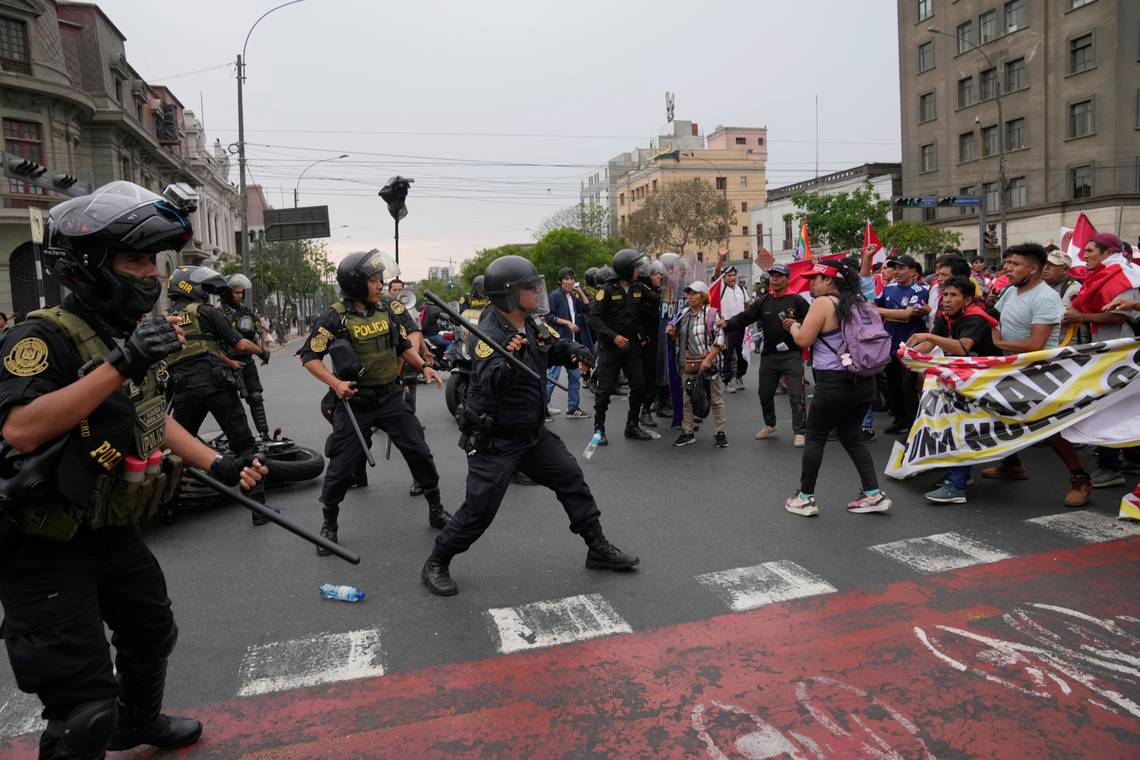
471, 274, 486, 299
484, 255, 547, 313
613, 248, 647, 280
337, 250, 398, 301
583, 267, 600, 287
596, 266, 618, 285
167, 265, 228, 302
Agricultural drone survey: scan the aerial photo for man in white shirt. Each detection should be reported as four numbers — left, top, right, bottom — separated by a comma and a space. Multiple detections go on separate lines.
716, 265, 751, 392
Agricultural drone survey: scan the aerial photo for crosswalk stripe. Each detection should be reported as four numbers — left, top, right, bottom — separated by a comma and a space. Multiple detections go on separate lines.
1026, 511, 1140, 544
869, 532, 1012, 574
695, 560, 837, 612
237, 628, 385, 697
486, 593, 632, 655
0, 689, 44, 740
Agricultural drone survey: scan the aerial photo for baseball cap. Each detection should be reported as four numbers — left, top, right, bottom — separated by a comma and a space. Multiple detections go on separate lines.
890, 254, 922, 272
1090, 232, 1124, 253
806, 262, 842, 279
769, 264, 791, 276
685, 280, 709, 294
1046, 249, 1072, 267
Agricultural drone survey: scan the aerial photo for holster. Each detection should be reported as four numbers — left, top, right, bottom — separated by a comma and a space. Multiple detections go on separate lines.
459, 406, 494, 455
211, 365, 240, 390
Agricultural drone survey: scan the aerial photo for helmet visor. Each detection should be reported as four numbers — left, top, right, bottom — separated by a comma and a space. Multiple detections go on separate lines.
191, 266, 229, 294
514, 274, 549, 315
635, 255, 652, 279
227, 274, 253, 290
50, 182, 164, 238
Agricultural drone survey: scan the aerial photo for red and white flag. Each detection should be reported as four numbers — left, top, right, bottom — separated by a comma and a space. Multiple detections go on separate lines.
864, 221, 890, 266
1062, 212, 1097, 261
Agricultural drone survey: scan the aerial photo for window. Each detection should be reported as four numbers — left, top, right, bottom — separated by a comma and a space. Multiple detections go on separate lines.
1005, 57, 1027, 91
1006, 118, 1026, 150
1069, 34, 1094, 74
958, 132, 978, 162
739, 176, 748, 187
918, 0, 933, 21
980, 68, 998, 100
983, 181, 1000, 211
783, 220, 793, 249
757, 223, 764, 241
3, 119, 45, 196
715, 176, 726, 190
1008, 177, 1027, 208
923, 207, 937, 221
1071, 165, 1093, 199
958, 76, 975, 108
921, 143, 937, 172
740, 202, 748, 212
959, 185, 977, 215
957, 21, 976, 53
1069, 0, 1094, 8
0, 17, 30, 75
757, 137, 764, 145
651, 179, 657, 192
742, 226, 749, 237
918, 41, 934, 72
134, 99, 144, 123
982, 125, 999, 156
1005, 0, 1025, 31
919, 91, 936, 121
734, 137, 746, 145
618, 192, 624, 206
1068, 99, 1094, 137
979, 10, 999, 43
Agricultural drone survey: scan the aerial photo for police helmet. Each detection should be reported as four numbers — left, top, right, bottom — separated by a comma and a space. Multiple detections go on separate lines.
226, 273, 253, 291
45, 181, 196, 333
168, 265, 228, 302
471, 274, 486, 299
649, 260, 666, 277
337, 249, 399, 301
583, 267, 600, 287
596, 266, 618, 285
484, 255, 549, 314
613, 248, 649, 280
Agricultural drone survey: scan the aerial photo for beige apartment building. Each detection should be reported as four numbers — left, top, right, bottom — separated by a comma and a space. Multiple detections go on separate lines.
897, 0, 1140, 256
615, 142, 766, 262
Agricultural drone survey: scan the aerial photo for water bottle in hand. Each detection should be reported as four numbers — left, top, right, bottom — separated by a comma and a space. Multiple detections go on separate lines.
319, 583, 364, 602
583, 431, 602, 460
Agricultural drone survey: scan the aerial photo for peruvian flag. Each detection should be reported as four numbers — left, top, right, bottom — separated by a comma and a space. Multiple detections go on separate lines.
786, 253, 846, 294
1070, 253, 1140, 315
1062, 212, 1097, 261
864, 221, 890, 266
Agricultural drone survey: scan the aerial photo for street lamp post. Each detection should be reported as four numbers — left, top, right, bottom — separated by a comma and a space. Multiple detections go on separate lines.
927, 26, 1007, 253
236, 0, 310, 304
294, 154, 348, 207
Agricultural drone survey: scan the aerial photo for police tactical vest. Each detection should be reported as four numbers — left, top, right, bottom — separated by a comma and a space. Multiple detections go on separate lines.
331, 302, 400, 386
165, 301, 225, 366
222, 301, 257, 340
10, 308, 182, 541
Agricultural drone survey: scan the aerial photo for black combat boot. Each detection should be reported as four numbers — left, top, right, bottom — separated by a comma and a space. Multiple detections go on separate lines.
581, 524, 640, 570
249, 395, 271, 440
423, 487, 452, 529
106, 656, 202, 752
639, 410, 658, 428
409, 480, 424, 497
317, 504, 339, 557
421, 550, 458, 596
624, 423, 652, 441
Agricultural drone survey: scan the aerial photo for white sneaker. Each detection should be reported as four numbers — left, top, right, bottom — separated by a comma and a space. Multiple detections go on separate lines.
725, 384, 737, 394
734, 378, 745, 391
755, 425, 776, 440
548, 408, 562, 415
847, 491, 892, 514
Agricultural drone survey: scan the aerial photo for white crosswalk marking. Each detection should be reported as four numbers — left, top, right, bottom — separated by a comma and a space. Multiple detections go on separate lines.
696, 560, 837, 612
0, 689, 44, 740
237, 628, 385, 697
869, 532, 1012, 573
1027, 511, 1140, 544
486, 593, 632, 655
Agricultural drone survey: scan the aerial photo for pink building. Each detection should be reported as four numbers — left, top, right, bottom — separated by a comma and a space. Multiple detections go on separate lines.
707, 125, 768, 163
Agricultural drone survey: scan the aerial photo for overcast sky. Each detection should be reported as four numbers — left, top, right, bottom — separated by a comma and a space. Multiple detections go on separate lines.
99, 0, 901, 279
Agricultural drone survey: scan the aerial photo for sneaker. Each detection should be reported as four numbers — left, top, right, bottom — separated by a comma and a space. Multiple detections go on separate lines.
714, 432, 728, 448
793, 434, 806, 448
981, 462, 1029, 480
924, 483, 967, 504
785, 493, 819, 517
734, 377, 746, 391
725, 383, 737, 394
931, 475, 974, 489
1090, 468, 1125, 488
548, 408, 562, 415
566, 407, 592, 419
1065, 472, 1092, 508
859, 428, 876, 443
847, 491, 892, 513
544, 413, 554, 423
673, 432, 696, 447
755, 425, 776, 440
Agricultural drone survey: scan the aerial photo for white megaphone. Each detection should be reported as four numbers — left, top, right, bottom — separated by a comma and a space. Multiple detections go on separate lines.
395, 288, 417, 310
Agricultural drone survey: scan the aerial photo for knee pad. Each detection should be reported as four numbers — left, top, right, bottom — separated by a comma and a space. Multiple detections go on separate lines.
54, 698, 118, 757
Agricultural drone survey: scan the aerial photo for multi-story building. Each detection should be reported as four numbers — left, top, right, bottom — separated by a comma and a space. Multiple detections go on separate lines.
897, 0, 1140, 256
751, 163, 902, 263
427, 265, 453, 281
707, 125, 768, 161
182, 110, 239, 268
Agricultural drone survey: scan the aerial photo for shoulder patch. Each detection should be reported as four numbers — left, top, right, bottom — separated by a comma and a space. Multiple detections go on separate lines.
390, 301, 406, 315
474, 340, 494, 359
4, 337, 50, 377
546, 323, 561, 339
595, 290, 605, 302
309, 333, 329, 353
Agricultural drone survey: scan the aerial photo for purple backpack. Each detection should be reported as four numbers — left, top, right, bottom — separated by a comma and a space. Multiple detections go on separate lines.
838, 300, 892, 377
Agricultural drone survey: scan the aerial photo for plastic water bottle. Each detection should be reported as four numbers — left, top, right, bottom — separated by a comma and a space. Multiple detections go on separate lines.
319, 583, 365, 603
643, 428, 661, 440
583, 431, 602, 460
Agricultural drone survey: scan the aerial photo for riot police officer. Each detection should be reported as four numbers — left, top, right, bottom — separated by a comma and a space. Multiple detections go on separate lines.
165, 265, 269, 524
457, 275, 490, 314
0, 181, 267, 759
421, 255, 639, 596
219, 273, 271, 440
586, 248, 653, 444
638, 260, 665, 428
301, 251, 451, 557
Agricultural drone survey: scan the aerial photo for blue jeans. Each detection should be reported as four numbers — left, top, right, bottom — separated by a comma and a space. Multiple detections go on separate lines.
547, 364, 581, 411
946, 465, 971, 490
861, 404, 874, 430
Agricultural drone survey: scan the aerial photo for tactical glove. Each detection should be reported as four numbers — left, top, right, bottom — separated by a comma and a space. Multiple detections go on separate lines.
107, 316, 183, 379
210, 453, 261, 487
259, 349, 270, 366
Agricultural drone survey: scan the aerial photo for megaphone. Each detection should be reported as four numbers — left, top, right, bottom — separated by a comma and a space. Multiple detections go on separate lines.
395, 289, 417, 310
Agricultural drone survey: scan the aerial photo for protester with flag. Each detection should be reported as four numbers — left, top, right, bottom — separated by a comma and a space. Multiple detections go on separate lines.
709, 246, 752, 394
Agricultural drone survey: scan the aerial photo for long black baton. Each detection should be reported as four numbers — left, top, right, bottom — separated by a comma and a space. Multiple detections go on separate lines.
423, 291, 568, 391
344, 383, 376, 467
186, 468, 361, 564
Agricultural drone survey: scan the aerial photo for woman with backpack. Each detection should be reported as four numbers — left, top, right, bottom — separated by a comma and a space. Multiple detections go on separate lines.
781, 261, 892, 517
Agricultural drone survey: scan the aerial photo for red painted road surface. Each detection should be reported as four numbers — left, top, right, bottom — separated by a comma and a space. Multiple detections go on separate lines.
6, 538, 1139, 759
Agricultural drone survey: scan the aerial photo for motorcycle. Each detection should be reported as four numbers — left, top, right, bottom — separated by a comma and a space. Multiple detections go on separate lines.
444, 323, 473, 423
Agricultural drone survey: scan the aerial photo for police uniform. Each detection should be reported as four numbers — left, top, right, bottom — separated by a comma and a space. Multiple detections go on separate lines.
0, 298, 186, 755
587, 280, 649, 433
301, 298, 442, 513
637, 280, 663, 419
166, 297, 258, 459
220, 298, 269, 438
432, 309, 601, 558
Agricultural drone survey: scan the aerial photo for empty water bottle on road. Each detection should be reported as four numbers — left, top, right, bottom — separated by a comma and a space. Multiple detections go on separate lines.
319, 583, 365, 602
583, 431, 602, 460
643, 428, 661, 440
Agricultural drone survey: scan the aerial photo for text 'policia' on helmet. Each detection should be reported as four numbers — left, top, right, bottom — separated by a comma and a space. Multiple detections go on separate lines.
45, 180, 198, 334
167, 266, 228, 302
337, 249, 399, 301
612, 248, 648, 280
483, 255, 549, 315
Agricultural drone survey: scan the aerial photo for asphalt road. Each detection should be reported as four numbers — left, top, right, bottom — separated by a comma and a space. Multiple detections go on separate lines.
1, 343, 1137, 757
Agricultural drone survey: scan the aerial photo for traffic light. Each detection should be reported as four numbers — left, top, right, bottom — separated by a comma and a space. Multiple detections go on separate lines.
7, 156, 47, 179
3, 152, 88, 196
893, 197, 928, 207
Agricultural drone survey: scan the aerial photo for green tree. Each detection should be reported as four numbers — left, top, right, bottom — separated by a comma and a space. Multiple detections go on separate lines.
621, 179, 735, 255
221, 238, 335, 318
880, 220, 963, 259
412, 276, 461, 303
458, 243, 533, 290
786, 180, 892, 252
532, 203, 613, 240
529, 228, 611, 286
